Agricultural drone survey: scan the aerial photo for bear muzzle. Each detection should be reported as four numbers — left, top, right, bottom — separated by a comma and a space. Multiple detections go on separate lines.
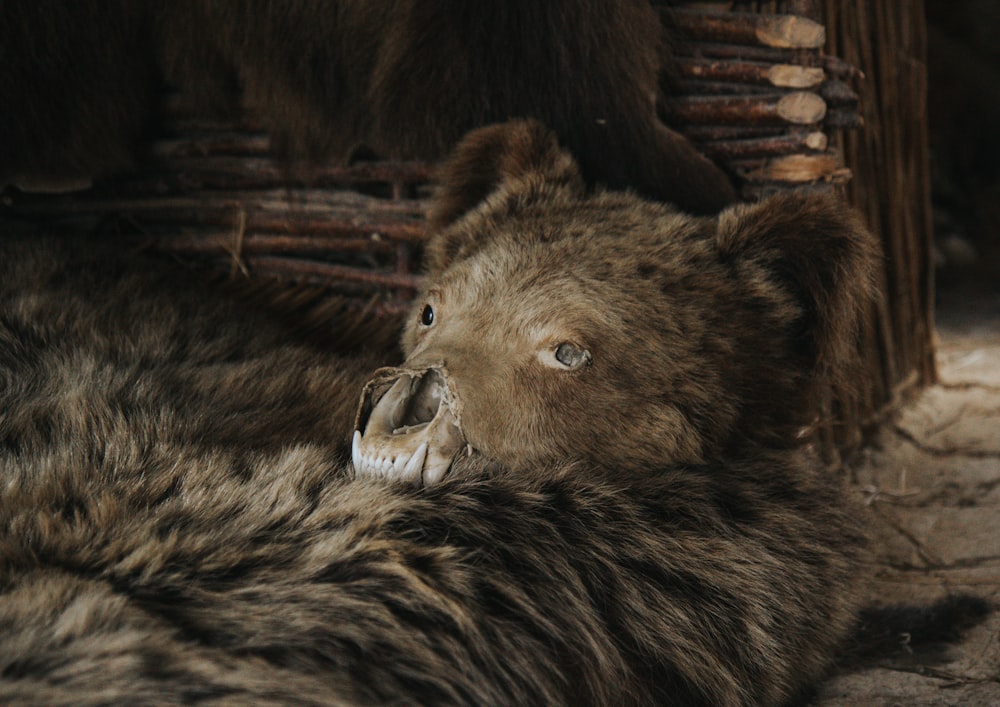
352, 366, 467, 485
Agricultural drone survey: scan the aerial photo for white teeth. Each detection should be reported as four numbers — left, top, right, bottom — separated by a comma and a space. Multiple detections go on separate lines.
366, 376, 412, 435
423, 459, 449, 486
353, 436, 430, 484
402, 442, 428, 481
351, 431, 362, 475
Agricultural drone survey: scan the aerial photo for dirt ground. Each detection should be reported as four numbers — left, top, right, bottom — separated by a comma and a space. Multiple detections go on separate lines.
814, 281, 1000, 705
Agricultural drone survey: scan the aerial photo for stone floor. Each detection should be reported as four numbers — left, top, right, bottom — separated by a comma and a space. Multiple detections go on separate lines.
814, 282, 1000, 705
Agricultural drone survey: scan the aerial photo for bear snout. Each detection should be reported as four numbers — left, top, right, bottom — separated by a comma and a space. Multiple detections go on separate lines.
353, 366, 467, 485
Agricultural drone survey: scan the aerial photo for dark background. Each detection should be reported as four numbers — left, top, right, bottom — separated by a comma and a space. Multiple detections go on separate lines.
926, 0, 1000, 285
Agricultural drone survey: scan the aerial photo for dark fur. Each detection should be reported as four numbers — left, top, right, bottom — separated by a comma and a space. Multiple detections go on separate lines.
0, 1, 156, 188
418, 121, 880, 470
2, 1, 735, 212
0, 120, 878, 705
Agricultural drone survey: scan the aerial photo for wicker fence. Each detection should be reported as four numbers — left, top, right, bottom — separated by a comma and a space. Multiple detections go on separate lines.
3, 1, 932, 460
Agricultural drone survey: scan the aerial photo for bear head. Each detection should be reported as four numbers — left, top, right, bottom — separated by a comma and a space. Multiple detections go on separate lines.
353, 120, 880, 484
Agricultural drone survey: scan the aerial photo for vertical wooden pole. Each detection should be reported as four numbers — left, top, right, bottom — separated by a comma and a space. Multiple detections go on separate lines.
821, 0, 937, 455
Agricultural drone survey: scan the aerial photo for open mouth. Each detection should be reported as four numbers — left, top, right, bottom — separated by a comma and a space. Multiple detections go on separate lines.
352, 367, 467, 485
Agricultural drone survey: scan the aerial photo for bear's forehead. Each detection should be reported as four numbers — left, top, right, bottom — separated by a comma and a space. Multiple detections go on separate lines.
442, 239, 614, 294
427, 198, 721, 336
515, 191, 700, 239
429, 249, 702, 346
457, 218, 713, 290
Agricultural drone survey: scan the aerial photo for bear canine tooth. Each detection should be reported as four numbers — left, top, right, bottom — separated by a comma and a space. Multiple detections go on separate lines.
403, 442, 428, 481
351, 431, 362, 474
366, 375, 412, 436
423, 457, 450, 486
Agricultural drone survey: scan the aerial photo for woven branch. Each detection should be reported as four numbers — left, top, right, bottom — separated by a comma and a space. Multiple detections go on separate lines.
156, 232, 401, 257
677, 80, 774, 96
735, 152, 844, 183
665, 8, 826, 49
676, 57, 825, 88
244, 255, 423, 291
673, 40, 799, 63
682, 125, 786, 141
673, 46, 860, 81
8, 191, 427, 239
665, 91, 827, 126
122, 156, 431, 193
697, 130, 827, 159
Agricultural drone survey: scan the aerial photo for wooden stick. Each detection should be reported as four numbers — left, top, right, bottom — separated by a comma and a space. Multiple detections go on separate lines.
768, 63, 826, 88
6, 192, 430, 249
698, 130, 828, 159
754, 14, 826, 49
673, 40, 799, 64
224, 157, 428, 185
164, 208, 426, 241
244, 255, 424, 291
116, 157, 431, 193
665, 91, 827, 126
156, 231, 402, 256
676, 57, 825, 88
162, 212, 426, 243
819, 79, 860, 107
681, 124, 787, 142
677, 81, 773, 96
736, 152, 843, 183
675, 49, 863, 86
6, 189, 426, 221
665, 9, 825, 49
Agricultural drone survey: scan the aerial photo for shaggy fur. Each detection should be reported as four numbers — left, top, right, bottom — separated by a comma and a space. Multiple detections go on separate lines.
415, 121, 881, 472
2, 1, 735, 213
0, 121, 878, 705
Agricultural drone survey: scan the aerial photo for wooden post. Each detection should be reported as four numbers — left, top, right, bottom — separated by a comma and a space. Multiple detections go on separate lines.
820, 0, 936, 454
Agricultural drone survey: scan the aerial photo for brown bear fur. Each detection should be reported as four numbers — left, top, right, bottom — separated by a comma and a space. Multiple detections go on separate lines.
0, 229, 396, 458
2, 0, 735, 213
0, 120, 878, 705
414, 120, 880, 472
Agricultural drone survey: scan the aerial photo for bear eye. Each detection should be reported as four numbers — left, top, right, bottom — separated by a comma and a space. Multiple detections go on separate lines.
419, 304, 435, 326
554, 342, 590, 370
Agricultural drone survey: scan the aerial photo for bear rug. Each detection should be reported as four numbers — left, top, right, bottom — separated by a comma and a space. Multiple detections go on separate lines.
0, 120, 884, 705
0, 232, 854, 706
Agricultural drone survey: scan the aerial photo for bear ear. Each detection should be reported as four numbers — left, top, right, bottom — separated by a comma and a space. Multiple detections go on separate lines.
425, 119, 585, 270
715, 191, 882, 382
